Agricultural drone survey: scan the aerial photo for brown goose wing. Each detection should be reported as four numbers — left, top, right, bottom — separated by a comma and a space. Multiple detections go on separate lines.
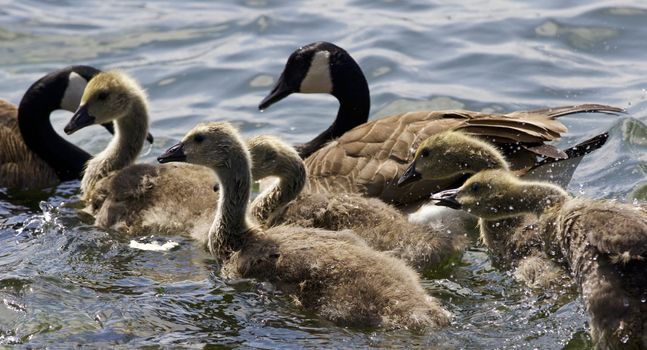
0, 100, 58, 188
304, 105, 621, 207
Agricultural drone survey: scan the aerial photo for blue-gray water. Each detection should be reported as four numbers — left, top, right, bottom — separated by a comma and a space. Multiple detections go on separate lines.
1, 0, 647, 348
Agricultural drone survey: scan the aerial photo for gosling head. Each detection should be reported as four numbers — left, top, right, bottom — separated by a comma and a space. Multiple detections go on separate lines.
157, 122, 248, 169
397, 131, 509, 187
259, 41, 364, 109
247, 135, 301, 179
431, 169, 568, 220
64, 71, 147, 135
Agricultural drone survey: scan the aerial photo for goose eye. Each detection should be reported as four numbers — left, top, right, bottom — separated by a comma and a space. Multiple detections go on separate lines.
470, 182, 480, 192
97, 91, 109, 101
420, 148, 430, 158
194, 134, 204, 143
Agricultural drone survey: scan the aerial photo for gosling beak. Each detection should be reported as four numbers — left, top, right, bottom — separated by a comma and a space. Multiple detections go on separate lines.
157, 142, 186, 163
430, 189, 462, 210
397, 162, 422, 187
101, 122, 154, 144
64, 105, 95, 134
259, 72, 293, 110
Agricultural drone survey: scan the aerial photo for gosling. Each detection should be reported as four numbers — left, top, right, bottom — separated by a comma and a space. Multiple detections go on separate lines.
63, 71, 217, 239
157, 121, 451, 329
432, 169, 647, 349
247, 134, 465, 270
397, 131, 580, 288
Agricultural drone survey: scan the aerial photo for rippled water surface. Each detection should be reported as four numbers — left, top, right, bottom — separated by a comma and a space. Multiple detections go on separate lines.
1, 0, 647, 348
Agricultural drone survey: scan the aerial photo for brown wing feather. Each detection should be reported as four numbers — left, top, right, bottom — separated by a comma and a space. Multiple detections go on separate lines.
0, 99, 58, 188
304, 105, 621, 207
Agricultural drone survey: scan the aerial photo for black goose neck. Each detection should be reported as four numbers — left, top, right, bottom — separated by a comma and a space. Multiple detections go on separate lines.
18, 66, 100, 181
296, 52, 370, 159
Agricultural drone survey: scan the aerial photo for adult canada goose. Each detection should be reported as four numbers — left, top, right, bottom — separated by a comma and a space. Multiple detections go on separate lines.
247, 134, 465, 270
396, 131, 608, 288
260, 41, 624, 208
0, 66, 151, 188
431, 170, 647, 349
157, 121, 451, 329
63, 71, 217, 239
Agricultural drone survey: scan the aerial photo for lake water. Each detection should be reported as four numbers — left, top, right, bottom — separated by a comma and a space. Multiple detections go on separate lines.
1, 0, 647, 348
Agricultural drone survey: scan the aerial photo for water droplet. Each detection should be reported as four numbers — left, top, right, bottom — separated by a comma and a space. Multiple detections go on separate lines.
620, 334, 630, 344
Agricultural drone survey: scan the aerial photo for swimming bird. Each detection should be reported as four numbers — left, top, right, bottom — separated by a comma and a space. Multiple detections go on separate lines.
157, 121, 451, 329
432, 169, 647, 349
260, 41, 624, 208
1, 66, 109, 188
396, 131, 608, 288
247, 134, 465, 270
63, 71, 217, 239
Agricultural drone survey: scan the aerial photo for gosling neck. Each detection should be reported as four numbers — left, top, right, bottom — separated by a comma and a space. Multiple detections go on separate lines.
295, 67, 370, 159
81, 99, 149, 196
478, 182, 568, 255
251, 153, 307, 225
507, 182, 569, 217
209, 149, 254, 257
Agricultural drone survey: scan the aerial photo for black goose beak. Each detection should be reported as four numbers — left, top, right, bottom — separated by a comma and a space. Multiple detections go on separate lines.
259, 72, 293, 110
430, 189, 462, 210
397, 162, 422, 187
100, 122, 154, 144
157, 142, 186, 163
64, 105, 95, 134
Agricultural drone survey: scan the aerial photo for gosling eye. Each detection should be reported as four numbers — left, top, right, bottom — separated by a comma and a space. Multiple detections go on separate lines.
193, 134, 205, 143
97, 91, 110, 101
470, 182, 480, 192
420, 148, 430, 158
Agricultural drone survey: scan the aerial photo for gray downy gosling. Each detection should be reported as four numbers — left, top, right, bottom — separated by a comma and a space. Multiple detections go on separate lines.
247, 134, 465, 270
432, 169, 647, 349
64, 71, 217, 239
157, 121, 451, 329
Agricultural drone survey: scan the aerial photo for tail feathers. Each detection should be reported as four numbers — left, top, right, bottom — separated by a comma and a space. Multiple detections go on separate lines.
526, 104, 626, 119
531, 132, 609, 169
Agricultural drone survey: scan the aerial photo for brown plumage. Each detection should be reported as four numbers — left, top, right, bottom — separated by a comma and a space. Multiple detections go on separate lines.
0, 100, 58, 188
248, 135, 465, 270
260, 41, 624, 208
432, 169, 647, 349
303, 106, 622, 208
157, 122, 451, 329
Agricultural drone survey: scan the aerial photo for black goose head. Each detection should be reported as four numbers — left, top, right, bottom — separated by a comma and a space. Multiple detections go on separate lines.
259, 41, 368, 110
259, 42, 371, 159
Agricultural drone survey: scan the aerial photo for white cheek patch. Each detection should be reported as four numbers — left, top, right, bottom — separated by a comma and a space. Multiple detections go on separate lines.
300, 51, 333, 93
60, 72, 88, 112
